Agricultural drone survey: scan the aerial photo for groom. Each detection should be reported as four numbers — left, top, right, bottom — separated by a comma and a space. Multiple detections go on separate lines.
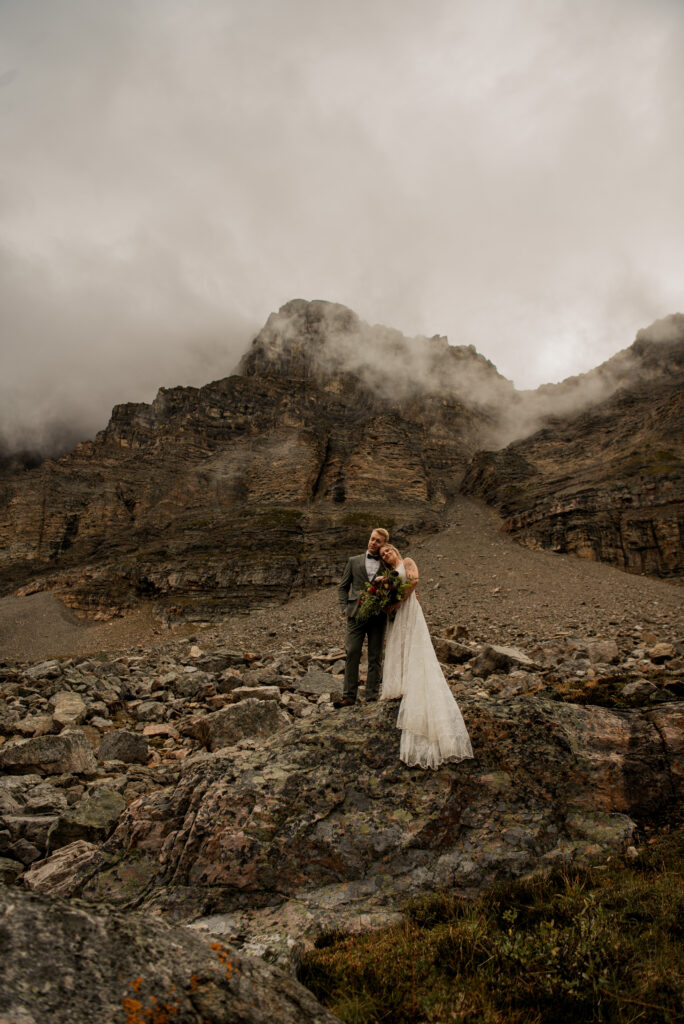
335, 527, 390, 707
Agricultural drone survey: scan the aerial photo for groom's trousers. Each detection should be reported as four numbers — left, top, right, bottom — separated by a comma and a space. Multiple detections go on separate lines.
343, 613, 386, 703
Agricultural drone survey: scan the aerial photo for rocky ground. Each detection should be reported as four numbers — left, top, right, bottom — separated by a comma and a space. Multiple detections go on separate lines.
0, 495, 681, 1022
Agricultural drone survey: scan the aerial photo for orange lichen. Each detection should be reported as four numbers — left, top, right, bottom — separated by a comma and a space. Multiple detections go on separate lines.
210, 941, 239, 979
121, 976, 180, 1024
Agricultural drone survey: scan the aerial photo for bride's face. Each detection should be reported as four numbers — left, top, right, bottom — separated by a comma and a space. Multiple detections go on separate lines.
380, 545, 398, 567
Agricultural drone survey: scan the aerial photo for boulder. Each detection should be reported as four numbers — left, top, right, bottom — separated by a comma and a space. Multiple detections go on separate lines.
192, 699, 287, 751
196, 651, 247, 672
23, 840, 107, 898
47, 787, 126, 852
1, 815, 58, 853
0, 887, 338, 1024
230, 686, 281, 702
217, 672, 245, 694
9, 838, 42, 866
143, 723, 180, 740
97, 729, 149, 764
13, 714, 56, 738
470, 644, 535, 679
588, 640, 620, 665
648, 642, 676, 663
23, 780, 68, 815
76, 696, 682, 961
241, 666, 282, 687
134, 700, 164, 722
170, 670, 216, 699
50, 691, 87, 727
621, 680, 658, 700
0, 857, 24, 884
292, 668, 341, 697
431, 637, 472, 664
24, 660, 61, 681
0, 729, 97, 776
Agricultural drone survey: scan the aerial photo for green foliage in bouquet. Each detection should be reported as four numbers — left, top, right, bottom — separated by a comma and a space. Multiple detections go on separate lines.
356, 570, 412, 623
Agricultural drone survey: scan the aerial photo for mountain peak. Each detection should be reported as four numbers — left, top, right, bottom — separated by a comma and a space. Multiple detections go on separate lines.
239, 298, 513, 409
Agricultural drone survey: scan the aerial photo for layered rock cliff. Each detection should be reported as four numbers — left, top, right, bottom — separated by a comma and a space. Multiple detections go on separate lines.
0, 300, 507, 620
1, 302, 682, 622
462, 315, 684, 578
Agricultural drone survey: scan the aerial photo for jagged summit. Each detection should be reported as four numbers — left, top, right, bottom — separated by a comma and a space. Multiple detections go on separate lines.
239, 298, 514, 410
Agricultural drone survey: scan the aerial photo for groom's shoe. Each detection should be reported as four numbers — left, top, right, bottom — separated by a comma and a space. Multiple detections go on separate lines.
333, 698, 355, 708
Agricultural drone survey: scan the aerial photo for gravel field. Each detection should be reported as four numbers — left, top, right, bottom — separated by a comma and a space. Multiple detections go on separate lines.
1, 496, 681, 665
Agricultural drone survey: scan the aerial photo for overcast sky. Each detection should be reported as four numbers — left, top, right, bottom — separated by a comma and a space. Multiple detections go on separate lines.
1, 0, 683, 453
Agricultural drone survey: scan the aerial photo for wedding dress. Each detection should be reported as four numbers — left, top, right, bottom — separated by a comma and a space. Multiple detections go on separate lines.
381, 562, 473, 769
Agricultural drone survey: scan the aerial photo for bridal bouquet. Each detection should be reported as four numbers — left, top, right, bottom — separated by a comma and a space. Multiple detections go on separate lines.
356, 570, 412, 623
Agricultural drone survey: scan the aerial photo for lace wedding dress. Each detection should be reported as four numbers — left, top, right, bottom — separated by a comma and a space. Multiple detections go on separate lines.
381, 562, 474, 769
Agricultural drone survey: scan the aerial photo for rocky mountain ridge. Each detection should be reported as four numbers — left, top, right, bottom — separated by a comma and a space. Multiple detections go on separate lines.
463, 314, 684, 577
0, 300, 508, 621
0, 301, 682, 628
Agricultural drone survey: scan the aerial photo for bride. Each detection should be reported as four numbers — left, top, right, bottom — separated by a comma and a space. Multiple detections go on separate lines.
378, 543, 474, 770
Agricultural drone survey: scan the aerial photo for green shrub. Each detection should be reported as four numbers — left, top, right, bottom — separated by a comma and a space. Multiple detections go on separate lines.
298, 828, 684, 1023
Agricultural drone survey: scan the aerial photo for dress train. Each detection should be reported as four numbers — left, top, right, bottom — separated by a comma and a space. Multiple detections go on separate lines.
381, 563, 473, 769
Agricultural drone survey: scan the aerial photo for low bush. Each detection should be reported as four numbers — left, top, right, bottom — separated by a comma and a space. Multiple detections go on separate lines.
298, 828, 683, 1023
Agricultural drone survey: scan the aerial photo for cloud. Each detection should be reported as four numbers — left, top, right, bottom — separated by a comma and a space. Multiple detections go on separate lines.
0, 0, 683, 453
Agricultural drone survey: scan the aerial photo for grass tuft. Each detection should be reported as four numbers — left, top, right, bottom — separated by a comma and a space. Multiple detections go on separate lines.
298, 828, 684, 1023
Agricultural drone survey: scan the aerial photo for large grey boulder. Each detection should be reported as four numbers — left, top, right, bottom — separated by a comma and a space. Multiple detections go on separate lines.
13, 714, 56, 738
431, 637, 472, 664
0, 887, 337, 1024
24, 660, 61, 681
97, 729, 149, 764
0, 728, 97, 776
292, 668, 341, 697
47, 787, 126, 853
470, 644, 535, 678
587, 639, 620, 664
0, 857, 24, 884
170, 669, 216, 699
192, 698, 287, 751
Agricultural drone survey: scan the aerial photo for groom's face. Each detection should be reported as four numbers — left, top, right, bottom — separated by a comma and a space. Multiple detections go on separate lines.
368, 531, 385, 555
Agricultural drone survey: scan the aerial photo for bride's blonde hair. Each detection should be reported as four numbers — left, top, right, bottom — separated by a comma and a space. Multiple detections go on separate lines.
381, 543, 401, 560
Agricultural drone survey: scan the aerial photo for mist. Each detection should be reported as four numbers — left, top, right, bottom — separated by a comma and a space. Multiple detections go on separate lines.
1, 0, 683, 455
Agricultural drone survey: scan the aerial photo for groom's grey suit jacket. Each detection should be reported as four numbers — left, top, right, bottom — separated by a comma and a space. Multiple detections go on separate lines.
338, 554, 385, 620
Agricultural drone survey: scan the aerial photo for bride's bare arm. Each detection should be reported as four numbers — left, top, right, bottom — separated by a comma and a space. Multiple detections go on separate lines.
401, 558, 419, 601
403, 557, 419, 582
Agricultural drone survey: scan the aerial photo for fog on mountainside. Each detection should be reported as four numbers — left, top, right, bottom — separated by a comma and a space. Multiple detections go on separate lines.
242, 301, 684, 447
2, 302, 683, 464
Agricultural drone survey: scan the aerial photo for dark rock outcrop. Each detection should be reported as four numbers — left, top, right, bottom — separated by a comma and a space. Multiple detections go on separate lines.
62, 693, 682, 960
0, 728, 97, 776
0, 886, 337, 1024
462, 314, 684, 578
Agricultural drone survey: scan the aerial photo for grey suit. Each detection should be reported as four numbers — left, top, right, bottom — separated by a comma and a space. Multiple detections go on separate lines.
338, 553, 387, 703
